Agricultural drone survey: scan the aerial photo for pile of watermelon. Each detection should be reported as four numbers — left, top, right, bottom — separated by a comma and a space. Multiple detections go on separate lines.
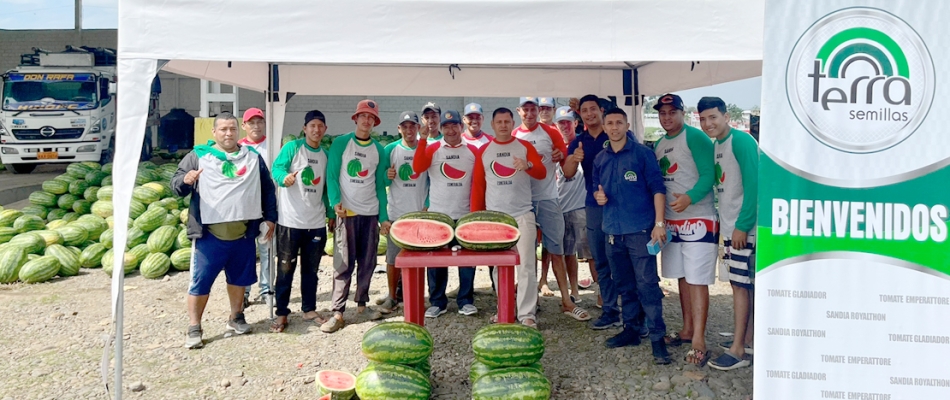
389, 210, 521, 252
0, 161, 193, 284
349, 321, 433, 400
470, 324, 551, 399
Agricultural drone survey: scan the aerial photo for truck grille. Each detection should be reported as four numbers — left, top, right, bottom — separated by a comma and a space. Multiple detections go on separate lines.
12, 128, 85, 140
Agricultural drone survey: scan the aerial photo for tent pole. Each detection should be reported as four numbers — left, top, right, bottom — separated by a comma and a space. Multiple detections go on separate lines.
114, 286, 123, 400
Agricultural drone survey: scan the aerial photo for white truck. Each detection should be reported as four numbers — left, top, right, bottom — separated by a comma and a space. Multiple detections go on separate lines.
0, 46, 117, 174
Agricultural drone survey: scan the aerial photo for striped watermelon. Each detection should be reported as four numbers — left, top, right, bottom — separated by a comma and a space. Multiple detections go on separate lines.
315, 370, 357, 400
161, 213, 178, 227
170, 248, 192, 271
126, 226, 148, 248
91, 201, 113, 218
76, 215, 108, 237
33, 230, 64, 247
355, 363, 431, 400
68, 180, 90, 196
142, 182, 166, 198
20, 205, 49, 220
471, 367, 551, 400
101, 176, 112, 186
0, 247, 27, 283
66, 162, 94, 178
9, 232, 46, 254
57, 193, 79, 210
101, 249, 137, 275
472, 324, 545, 368
128, 244, 150, 267
29, 191, 59, 208
129, 200, 146, 219
99, 228, 114, 248
72, 200, 92, 214
45, 244, 80, 276
455, 211, 521, 251
46, 220, 69, 230
85, 171, 107, 186
13, 215, 45, 233
102, 163, 113, 174
134, 208, 166, 232
97, 186, 114, 201
389, 211, 455, 251
179, 208, 189, 224
19, 255, 61, 283
174, 228, 191, 250
361, 322, 434, 365
46, 208, 68, 222
60, 212, 80, 222
158, 198, 179, 211
0, 210, 24, 227
80, 243, 108, 268
55, 225, 89, 247
41, 180, 69, 195
0, 227, 15, 244
133, 186, 162, 205
140, 253, 170, 279
147, 225, 177, 253
135, 169, 158, 185
83, 186, 100, 202
53, 174, 78, 184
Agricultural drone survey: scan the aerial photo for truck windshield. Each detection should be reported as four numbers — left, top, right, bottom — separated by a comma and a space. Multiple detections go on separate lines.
2, 73, 99, 111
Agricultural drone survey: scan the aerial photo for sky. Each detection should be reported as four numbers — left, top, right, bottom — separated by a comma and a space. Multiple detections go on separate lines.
0, 0, 762, 108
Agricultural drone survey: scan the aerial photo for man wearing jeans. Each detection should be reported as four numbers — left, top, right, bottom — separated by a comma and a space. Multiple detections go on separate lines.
238, 108, 273, 308
592, 108, 670, 364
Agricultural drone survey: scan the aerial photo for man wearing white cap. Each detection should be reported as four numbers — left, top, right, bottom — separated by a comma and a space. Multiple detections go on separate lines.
538, 97, 557, 128
462, 102, 494, 148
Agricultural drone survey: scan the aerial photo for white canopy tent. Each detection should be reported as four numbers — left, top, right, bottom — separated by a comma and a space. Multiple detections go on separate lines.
111, 0, 764, 396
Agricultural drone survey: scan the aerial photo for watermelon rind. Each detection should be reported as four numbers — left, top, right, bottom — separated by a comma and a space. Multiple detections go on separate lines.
19, 255, 61, 283
472, 324, 545, 368
471, 367, 551, 400
315, 370, 357, 400
68, 180, 90, 196
41, 180, 69, 195
97, 186, 114, 201
0, 247, 28, 283
45, 244, 81, 277
55, 225, 89, 247
0, 227, 16, 244
147, 225, 177, 253
355, 363, 431, 400
20, 205, 49, 220
29, 191, 59, 208
361, 322, 434, 365
9, 232, 46, 255
33, 230, 65, 247
13, 215, 45, 233
0, 210, 24, 227
170, 248, 192, 271
389, 211, 455, 251
80, 243, 108, 268
134, 208, 165, 232
140, 253, 170, 279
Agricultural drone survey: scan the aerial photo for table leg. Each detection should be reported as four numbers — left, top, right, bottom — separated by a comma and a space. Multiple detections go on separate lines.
402, 268, 425, 326
497, 265, 516, 323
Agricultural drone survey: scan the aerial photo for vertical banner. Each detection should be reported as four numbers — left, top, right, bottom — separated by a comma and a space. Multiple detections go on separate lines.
757, 1, 949, 399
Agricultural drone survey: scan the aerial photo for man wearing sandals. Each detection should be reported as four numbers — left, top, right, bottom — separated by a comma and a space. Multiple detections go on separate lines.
698, 97, 758, 371
652, 93, 718, 367
269, 110, 334, 332
471, 107, 546, 328
173, 112, 278, 349
592, 108, 671, 364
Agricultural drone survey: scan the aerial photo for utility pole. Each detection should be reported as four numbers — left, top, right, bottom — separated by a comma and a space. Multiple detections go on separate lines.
75, 0, 83, 45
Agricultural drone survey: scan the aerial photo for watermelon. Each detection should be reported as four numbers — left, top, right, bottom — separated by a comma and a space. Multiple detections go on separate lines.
91, 201, 113, 218
66, 162, 93, 178
471, 367, 551, 400
0, 210, 24, 227
470, 360, 494, 383
127, 226, 148, 248
129, 200, 146, 219
389, 211, 455, 251
102, 163, 114, 174
134, 208, 166, 232
135, 169, 157, 185
355, 363, 431, 400
133, 186, 162, 205
161, 213, 178, 227
455, 210, 521, 251
102, 249, 136, 275
33, 230, 64, 247
68, 180, 90, 196
315, 370, 357, 400
361, 322, 434, 365
13, 215, 45, 233
0, 248, 27, 283
472, 324, 544, 368
53, 174, 78, 184
142, 182, 166, 198
282, 134, 298, 146
55, 225, 89, 247
140, 253, 170, 279
0, 227, 15, 244
377, 235, 388, 255
46, 208, 68, 222
45, 244, 80, 276
41, 180, 69, 195
19, 255, 61, 283
105, 216, 114, 228
60, 212, 79, 222
57, 193, 79, 210
140, 161, 158, 170
99, 228, 114, 248
84, 171, 107, 187
97, 186, 114, 201
170, 248, 192, 271
80, 243, 108, 268
29, 191, 59, 208
179, 208, 189, 224
20, 205, 49, 220
158, 198, 179, 211
84, 185, 100, 202
9, 232, 46, 254
101, 176, 113, 186
72, 200, 92, 214
147, 226, 177, 253
325, 233, 334, 256
318, 395, 331, 400
46, 220, 68, 231
80, 161, 101, 170
174, 229, 191, 250
128, 244, 150, 267
77, 215, 108, 234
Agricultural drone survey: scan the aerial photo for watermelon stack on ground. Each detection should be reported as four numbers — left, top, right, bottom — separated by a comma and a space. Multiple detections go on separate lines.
353, 322, 433, 399
469, 324, 549, 399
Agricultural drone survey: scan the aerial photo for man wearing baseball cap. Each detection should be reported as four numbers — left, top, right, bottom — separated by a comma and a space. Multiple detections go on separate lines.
651, 93, 718, 366
421, 102, 442, 143
324, 99, 391, 333
413, 110, 480, 318
378, 111, 430, 314
538, 97, 557, 128
461, 102, 494, 148
238, 108, 273, 309
513, 97, 588, 322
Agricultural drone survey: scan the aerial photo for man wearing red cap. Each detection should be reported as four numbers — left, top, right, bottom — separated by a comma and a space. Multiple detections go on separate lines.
238, 108, 273, 309
324, 99, 391, 333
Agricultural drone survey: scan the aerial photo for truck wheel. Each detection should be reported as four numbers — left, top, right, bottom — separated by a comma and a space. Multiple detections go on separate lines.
10, 164, 37, 174
99, 135, 115, 164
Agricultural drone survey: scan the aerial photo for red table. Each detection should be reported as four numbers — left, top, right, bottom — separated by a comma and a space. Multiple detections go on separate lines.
395, 248, 520, 326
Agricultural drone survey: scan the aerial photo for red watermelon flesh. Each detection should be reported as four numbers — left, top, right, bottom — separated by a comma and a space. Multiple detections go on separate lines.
357, 169, 370, 178
390, 219, 454, 249
455, 221, 521, 243
316, 370, 356, 399
441, 163, 466, 180
319, 395, 331, 400
490, 161, 517, 178
236, 166, 247, 176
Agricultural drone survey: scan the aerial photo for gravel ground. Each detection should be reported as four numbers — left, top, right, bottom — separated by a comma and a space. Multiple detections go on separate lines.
0, 255, 753, 399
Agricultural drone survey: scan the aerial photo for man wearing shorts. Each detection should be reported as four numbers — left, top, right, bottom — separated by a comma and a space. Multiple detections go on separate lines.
462, 103, 494, 148
698, 97, 758, 371
652, 93, 718, 366
238, 108, 273, 309
172, 112, 278, 349
269, 110, 333, 332
514, 97, 587, 321
379, 111, 430, 314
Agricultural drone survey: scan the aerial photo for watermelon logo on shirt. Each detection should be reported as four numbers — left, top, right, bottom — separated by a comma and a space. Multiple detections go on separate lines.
440, 163, 466, 180
398, 163, 420, 181
301, 166, 321, 186
222, 160, 247, 179
659, 156, 678, 176
346, 159, 370, 178
490, 161, 517, 179
714, 163, 725, 185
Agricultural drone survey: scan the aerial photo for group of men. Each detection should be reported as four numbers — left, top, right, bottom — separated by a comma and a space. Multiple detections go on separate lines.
171, 94, 759, 372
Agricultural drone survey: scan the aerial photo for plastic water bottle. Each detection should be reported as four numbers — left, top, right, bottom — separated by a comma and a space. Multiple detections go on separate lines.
258, 222, 271, 244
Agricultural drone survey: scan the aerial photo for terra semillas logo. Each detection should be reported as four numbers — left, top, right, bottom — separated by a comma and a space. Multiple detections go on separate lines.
786, 7, 934, 154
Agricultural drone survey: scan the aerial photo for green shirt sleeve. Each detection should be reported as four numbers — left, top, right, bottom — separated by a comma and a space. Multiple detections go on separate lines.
326, 133, 350, 210
685, 128, 716, 204
732, 131, 759, 232
374, 140, 390, 223
271, 140, 301, 187
382, 141, 399, 187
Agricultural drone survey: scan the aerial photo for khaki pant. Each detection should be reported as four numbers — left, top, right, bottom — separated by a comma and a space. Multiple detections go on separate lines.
494, 212, 538, 322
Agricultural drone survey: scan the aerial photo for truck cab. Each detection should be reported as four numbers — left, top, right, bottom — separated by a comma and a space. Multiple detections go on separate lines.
0, 46, 117, 174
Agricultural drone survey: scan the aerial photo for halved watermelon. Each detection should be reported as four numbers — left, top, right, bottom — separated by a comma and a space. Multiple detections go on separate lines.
390, 212, 455, 251
316, 370, 356, 400
455, 210, 520, 251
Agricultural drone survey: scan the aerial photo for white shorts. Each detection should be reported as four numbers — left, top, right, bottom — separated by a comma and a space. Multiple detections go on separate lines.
660, 241, 718, 285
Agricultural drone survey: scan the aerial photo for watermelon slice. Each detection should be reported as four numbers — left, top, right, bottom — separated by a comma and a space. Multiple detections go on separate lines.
441, 163, 466, 180
236, 165, 247, 176
455, 221, 521, 251
312, 176, 322, 185
490, 161, 517, 179
316, 370, 356, 400
390, 217, 454, 251
666, 162, 678, 174
357, 169, 370, 178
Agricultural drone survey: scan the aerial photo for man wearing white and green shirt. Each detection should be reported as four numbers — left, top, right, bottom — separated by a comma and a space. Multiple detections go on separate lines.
268, 110, 334, 332
238, 108, 272, 308
323, 99, 391, 333
421, 102, 442, 143
378, 111, 430, 314
652, 93, 718, 366
697, 97, 758, 371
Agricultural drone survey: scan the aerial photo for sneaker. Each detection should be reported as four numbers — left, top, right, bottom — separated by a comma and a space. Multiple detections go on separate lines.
639, 326, 650, 339
379, 297, 399, 314
719, 340, 754, 355
226, 313, 251, 335
320, 315, 345, 333
425, 306, 447, 318
709, 351, 751, 371
590, 314, 622, 330
458, 304, 478, 316
184, 325, 203, 349
374, 264, 387, 274
605, 328, 641, 348
651, 339, 672, 365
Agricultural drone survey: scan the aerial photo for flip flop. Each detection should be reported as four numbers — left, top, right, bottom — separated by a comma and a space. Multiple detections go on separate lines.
270, 318, 288, 333
302, 312, 326, 324
521, 318, 538, 328
563, 306, 591, 321
685, 348, 712, 367
664, 332, 692, 347
570, 295, 582, 305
